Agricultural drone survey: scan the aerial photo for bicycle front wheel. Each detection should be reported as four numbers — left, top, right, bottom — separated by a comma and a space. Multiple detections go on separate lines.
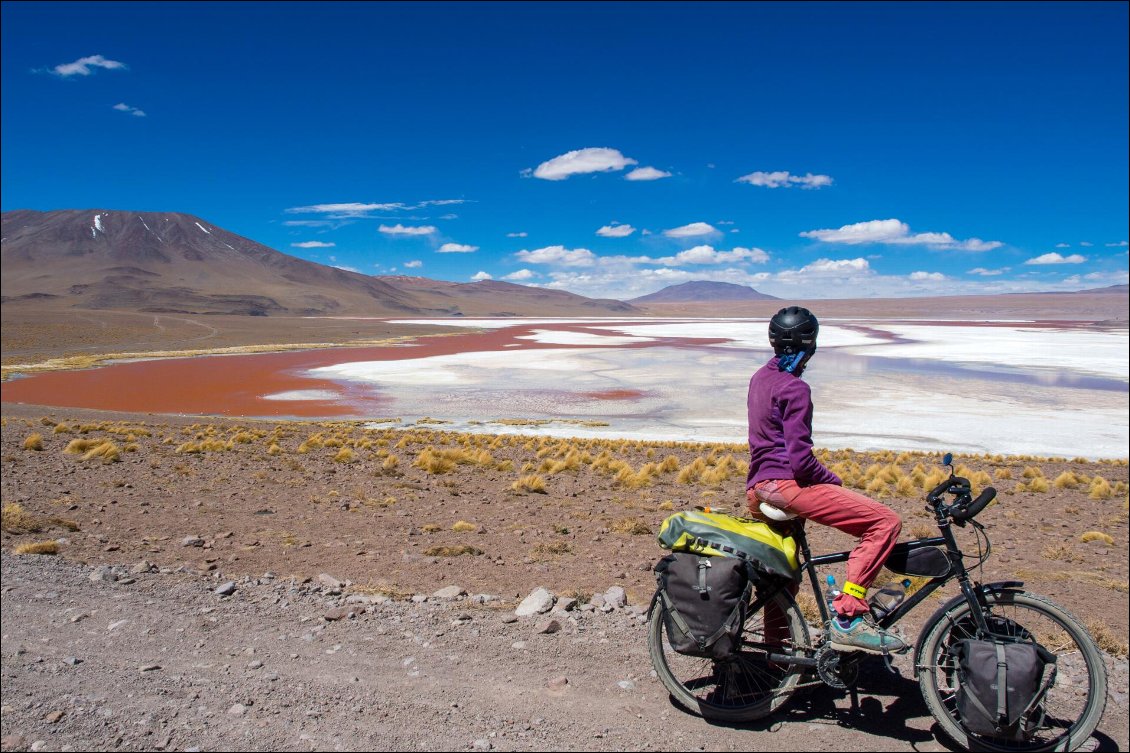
647, 586, 811, 723
916, 589, 1108, 752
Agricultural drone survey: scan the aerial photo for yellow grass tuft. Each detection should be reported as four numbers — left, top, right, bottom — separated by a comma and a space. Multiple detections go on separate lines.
512, 474, 547, 494
1085, 620, 1129, 658
267, 443, 283, 456
611, 517, 653, 535
423, 545, 483, 557
1080, 530, 1114, 546
23, 433, 44, 451
14, 540, 59, 556
1021, 465, 1045, 479
421, 523, 442, 533
1053, 471, 1080, 489
452, 521, 477, 532
1089, 477, 1112, 500
81, 441, 120, 463
333, 447, 356, 464
2, 504, 40, 534
1024, 476, 1050, 493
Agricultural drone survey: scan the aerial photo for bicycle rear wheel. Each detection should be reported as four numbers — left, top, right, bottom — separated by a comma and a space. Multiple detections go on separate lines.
647, 586, 810, 722
916, 590, 1107, 752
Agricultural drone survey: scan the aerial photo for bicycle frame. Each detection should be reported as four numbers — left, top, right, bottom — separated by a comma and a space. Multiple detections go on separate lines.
748, 509, 1002, 667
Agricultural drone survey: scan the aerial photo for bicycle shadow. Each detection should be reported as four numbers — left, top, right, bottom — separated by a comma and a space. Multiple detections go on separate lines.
684, 656, 1122, 752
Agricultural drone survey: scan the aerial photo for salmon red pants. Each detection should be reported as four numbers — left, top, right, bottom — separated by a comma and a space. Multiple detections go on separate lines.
748, 478, 902, 618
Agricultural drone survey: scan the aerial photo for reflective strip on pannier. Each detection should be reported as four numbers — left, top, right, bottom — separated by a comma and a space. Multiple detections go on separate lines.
657, 510, 799, 581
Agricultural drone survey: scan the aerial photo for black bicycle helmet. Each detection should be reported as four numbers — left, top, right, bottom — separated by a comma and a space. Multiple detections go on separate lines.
768, 306, 819, 355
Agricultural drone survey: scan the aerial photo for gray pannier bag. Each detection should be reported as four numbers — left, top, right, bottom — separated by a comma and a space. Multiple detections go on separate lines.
654, 552, 756, 658
950, 638, 1058, 741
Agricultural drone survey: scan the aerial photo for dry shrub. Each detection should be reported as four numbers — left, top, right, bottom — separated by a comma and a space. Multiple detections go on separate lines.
1024, 476, 1050, 493
64, 438, 103, 454
1079, 530, 1114, 546
421, 523, 442, 533
1021, 465, 1045, 479
81, 441, 121, 463
531, 541, 573, 556
658, 500, 675, 511
424, 544, 482, 557
611, 518, 653, 535
14, 540, 59, 555
795, 592, 822, 625
267, 443, 283, 456
1041, 544, 1080, 562
23, 433, 44, 451
1089, 477, 1112, 500
52, 423, 72, 435
1085, 620, 1129, 658
452, 521, 477, 532
1053, 471, 1080, 489
2, 504, 41, 534
995, 467, 1013, 480
333, 447, 356, 464
382, 454, 399, 471
512, 474, 547, 494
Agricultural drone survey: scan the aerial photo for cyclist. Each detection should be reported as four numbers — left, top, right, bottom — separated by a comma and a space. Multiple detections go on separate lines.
747, 306, 907, 654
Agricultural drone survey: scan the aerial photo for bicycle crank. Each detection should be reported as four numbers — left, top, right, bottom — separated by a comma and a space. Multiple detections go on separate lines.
815, 645, 860, 689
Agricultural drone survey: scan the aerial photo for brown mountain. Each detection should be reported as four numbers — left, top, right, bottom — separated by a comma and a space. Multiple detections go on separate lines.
0, 209, 638, 317
630, 280, 779, 303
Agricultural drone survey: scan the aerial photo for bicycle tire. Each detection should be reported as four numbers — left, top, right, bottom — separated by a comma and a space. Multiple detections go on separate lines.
647, 586, 811, 722
916, 590, 1108, 752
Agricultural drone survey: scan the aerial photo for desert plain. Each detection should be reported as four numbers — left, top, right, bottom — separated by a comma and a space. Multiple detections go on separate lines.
1, 295, 1127, 752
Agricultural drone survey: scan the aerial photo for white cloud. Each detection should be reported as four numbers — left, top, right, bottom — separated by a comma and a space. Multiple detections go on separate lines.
1080, 241, 1094, 247
515, 245, 597, 267
664, 222, 718, 238
506, 232, 528, 238
291, 241, 335, 248
910, 271, 947, 281
419, 199, 467, 207
625, 166, 671, 181
800, 218, 1002, 251
52, 54, 126, 77
968, 267, 1007, 276
283, 219, 347, 228
736, 171, 833, 189
289, 202, 407, 216
379, 224, 437, 236
404, 260, 423, 269
471, 271, 493, 281
112, 102, 145, 117
1055, 243, 1070, 248
503, 269, 536, 281
656, 245, 769, 266
1106, 241, 1129, 247
794, 258, 871, 275
529, 147, 637, 181
596, 223, 635, 238
332, 265, 360, 274
438, 243, 479, 253
1024, 252, 1087, 265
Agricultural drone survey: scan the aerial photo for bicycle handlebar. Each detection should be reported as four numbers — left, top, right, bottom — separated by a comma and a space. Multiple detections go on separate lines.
951, 487, 996, 522
926, 475, 996, 524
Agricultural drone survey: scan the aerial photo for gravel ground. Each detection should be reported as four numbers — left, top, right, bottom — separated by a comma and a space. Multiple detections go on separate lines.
1, 550, 1126, 753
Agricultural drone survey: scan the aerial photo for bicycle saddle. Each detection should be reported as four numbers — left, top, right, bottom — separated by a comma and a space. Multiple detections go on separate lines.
759, 502, 798, 521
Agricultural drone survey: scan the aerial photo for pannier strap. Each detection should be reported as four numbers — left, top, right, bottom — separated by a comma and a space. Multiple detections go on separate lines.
694, 558, 711, 595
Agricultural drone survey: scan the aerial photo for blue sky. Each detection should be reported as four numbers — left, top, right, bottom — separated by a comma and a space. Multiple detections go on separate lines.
2, 1, 1127, 300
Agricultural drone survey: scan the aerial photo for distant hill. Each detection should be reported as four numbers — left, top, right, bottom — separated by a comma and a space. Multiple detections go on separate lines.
0, 210, 638, 317
1077, 283, 1128, 295
629, 280, 779, 303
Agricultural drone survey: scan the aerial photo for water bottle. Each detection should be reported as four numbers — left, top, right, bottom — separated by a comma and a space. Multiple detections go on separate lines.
825, 574, 840, 614
868, 578, 912, 620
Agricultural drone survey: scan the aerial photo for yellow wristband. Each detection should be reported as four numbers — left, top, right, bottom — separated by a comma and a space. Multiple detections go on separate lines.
842, 581, 867, 599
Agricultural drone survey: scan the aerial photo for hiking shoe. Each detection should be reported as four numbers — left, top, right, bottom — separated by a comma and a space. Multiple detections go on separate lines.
827, 616, 909, 655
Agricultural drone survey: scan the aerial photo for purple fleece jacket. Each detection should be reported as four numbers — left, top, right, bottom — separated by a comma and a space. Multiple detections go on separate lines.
746, 356, 842, 489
